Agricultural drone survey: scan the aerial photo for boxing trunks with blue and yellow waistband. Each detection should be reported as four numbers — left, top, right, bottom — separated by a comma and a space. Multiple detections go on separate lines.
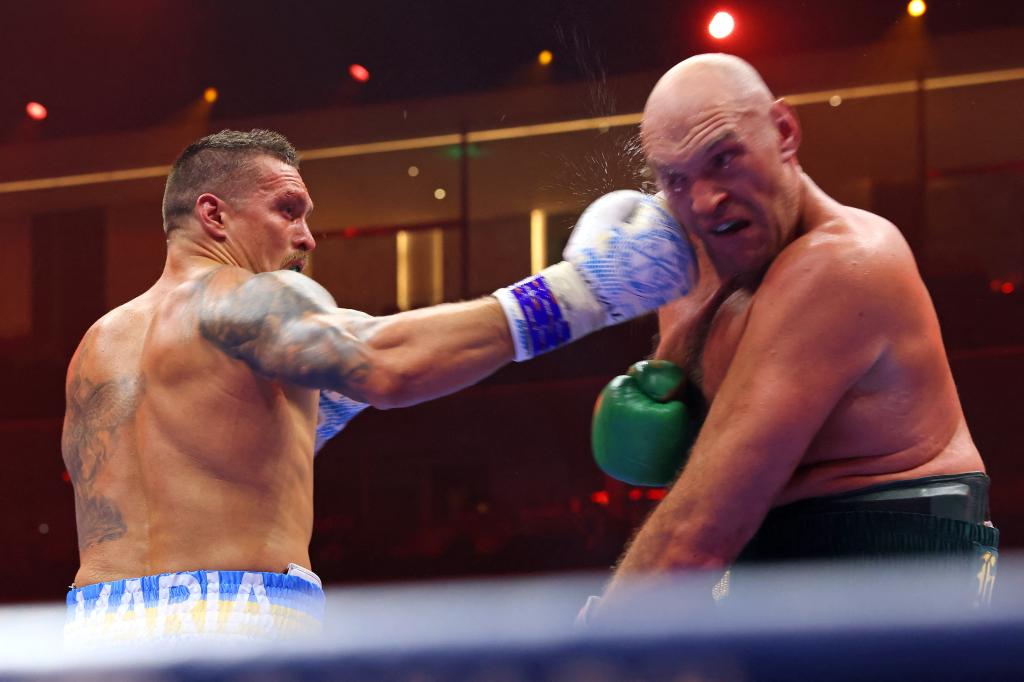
64, 562, 325, 646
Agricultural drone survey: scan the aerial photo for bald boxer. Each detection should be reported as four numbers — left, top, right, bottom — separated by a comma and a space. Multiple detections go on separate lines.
597, 54, 997, 609
61, 129, 694, 642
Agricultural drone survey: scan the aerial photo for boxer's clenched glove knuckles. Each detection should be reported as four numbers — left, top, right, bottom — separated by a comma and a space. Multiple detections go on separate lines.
564, 190, 697, 324
591, 360, 694, 487
493, 191, 697, 361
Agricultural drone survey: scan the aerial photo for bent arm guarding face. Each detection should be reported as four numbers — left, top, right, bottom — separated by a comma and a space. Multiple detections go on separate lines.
603, 238, 893, 603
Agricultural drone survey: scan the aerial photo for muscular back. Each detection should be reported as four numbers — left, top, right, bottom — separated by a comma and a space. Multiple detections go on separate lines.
63, 269, 320, 587
656, 203, 984, 506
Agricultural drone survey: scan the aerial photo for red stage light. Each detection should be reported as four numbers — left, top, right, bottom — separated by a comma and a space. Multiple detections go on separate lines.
646, 489, 668, 501
628, 489, 643, 501
349, 64, 370, 83
708, 11, 735, 39
590, 490, 610, 506
26, 101, 47, 121
1000, 281, 1015, 295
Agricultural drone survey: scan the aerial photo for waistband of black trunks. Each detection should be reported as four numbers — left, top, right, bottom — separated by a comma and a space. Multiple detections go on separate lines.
738, 472, 999, 562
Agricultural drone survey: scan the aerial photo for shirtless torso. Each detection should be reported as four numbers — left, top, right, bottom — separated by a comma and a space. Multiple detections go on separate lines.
63, 267, 319, 587
654, 188, 983, 509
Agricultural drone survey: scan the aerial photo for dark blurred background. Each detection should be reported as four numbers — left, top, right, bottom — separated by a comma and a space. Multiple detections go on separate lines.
0, 0, 1021, 603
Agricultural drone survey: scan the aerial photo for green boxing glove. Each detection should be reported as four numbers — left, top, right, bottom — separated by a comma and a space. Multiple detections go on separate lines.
591, 360, 695, 487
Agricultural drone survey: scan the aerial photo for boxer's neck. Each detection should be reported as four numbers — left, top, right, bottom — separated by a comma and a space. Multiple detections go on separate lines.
161, 232, 245, 284
795, 173, 845, 237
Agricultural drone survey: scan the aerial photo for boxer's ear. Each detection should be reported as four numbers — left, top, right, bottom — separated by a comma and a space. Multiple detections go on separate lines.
771, 99, 801, 162
196, 193, 228, 241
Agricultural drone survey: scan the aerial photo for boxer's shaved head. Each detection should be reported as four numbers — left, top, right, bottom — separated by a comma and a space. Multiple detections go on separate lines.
642, 53, 775, 153
162, 129, 299, 235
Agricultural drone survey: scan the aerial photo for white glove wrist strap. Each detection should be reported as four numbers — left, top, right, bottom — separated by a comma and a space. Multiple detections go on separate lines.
493, 261, 605, 361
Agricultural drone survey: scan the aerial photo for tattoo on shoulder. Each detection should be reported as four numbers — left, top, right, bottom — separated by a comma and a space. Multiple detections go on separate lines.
62, 340, 145, 550
196, 270, 372, 399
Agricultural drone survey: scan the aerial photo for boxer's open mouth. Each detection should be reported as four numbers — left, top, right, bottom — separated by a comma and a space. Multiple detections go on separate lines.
712, 219, 751, 235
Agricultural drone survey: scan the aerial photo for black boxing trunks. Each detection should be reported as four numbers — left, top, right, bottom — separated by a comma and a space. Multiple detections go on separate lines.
732, 472, 999, 605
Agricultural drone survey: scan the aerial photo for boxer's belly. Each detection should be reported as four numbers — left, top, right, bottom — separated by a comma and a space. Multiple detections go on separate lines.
778, 417, 985, 505
668, 289, 984, 506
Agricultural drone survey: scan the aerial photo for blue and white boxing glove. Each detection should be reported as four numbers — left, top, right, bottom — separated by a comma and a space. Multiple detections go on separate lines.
493, 190, 697, 361
314, 390, 369, 453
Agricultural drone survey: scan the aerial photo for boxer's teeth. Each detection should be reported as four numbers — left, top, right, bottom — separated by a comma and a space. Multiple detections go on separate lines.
713, 220, 750, 234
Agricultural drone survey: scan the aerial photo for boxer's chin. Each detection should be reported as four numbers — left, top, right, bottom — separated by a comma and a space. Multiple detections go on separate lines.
712, 246, 771, 287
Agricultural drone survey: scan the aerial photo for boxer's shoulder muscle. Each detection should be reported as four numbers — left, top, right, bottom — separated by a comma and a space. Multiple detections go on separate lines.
764, 211, 916, 324
731, 218, 905, 398
191, 266, 371, 399
193, 267, 337, 338
197, 266, 338, 309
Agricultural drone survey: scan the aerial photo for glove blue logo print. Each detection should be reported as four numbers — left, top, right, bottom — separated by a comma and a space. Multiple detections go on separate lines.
571, 202, 694, 322
618, 227, 691, 302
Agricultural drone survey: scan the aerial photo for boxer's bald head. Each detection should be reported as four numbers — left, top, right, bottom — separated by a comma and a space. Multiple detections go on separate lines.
644, 53, 775, 138
642, 54, 803, 284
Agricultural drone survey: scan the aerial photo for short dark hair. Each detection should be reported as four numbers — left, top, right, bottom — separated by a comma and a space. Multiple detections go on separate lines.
161, 129, 299, 234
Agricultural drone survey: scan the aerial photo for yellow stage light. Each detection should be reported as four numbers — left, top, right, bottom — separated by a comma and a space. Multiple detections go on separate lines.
530, 209, 547, 274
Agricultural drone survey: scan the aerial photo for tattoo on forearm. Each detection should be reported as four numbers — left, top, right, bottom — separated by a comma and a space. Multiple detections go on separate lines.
62, 347, 144, 550
197, 272, 372, 400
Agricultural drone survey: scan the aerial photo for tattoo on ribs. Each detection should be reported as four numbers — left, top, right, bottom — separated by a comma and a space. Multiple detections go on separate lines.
197, 272, 372, 398
62, 352, 144, 550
